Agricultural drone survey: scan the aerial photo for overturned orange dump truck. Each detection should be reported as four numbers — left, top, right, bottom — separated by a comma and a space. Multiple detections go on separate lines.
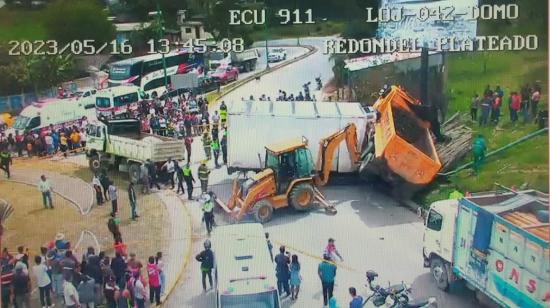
359, 86, 442, 198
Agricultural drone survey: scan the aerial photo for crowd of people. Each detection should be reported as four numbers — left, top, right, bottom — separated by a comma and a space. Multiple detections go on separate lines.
470, 83, 546, 127
1, 235, 166, 308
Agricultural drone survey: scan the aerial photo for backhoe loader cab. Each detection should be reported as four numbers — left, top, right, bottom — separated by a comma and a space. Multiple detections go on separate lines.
264, 137, 315, 193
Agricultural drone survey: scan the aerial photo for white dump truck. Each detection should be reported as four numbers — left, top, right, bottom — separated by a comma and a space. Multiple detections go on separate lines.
85, 119, 185, 183
208, 49, 260, 73
226, 100, 376, 174
422, 189, 549, 308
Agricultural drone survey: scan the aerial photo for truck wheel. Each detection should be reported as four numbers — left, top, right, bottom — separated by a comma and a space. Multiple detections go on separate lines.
253, 199, 273, 223
289, 183, 314, 211
251, 62, 256, 71
128, 163, 141, 184
430, 257, 449, 291
89, 156, 101, 172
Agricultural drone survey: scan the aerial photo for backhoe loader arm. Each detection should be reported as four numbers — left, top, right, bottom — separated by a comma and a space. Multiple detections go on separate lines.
315, 123, 361, 186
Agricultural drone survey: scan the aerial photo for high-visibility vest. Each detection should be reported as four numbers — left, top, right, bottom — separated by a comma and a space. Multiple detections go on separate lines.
198, 165, 210, 180
182, 166, 191, 177
211, 140, 220, 150
220, 109, 227, 120
203, 201, 214, 213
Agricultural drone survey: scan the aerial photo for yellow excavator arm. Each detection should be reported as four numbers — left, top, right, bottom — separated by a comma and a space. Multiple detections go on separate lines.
314, 123, 361, 186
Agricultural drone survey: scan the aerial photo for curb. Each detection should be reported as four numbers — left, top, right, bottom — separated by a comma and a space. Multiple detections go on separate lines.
160, 192, 194, 306
6, 178, 94, 216
210, 45, 317, 106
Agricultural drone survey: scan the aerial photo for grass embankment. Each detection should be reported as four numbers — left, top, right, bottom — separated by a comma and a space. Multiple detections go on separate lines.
5, 158, 170, 260
417, 50, 548, 206
0, 7, 47, 42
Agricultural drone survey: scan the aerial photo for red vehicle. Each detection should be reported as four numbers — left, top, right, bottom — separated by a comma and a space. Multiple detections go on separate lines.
209, 65, 238, 84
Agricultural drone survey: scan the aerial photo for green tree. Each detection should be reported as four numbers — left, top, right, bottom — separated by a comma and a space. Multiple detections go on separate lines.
43, 0, 115, 46
8, 54, 75, 95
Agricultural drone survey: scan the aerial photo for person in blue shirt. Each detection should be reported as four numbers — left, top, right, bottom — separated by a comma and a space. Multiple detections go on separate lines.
349, 287, 363, 308
318, 254, 337, 306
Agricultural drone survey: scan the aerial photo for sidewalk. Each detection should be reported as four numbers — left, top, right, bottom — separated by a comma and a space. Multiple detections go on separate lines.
155, 190, 192, 304
8, 167, 95, 215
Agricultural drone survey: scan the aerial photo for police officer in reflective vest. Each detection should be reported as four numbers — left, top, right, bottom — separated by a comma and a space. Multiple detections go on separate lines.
201, 194, 215, 235
0, 149, 12, 178
198, 161, 210, 194
182, 162, 195, 200
211, 138, 220, 168
219, 101, 227, 125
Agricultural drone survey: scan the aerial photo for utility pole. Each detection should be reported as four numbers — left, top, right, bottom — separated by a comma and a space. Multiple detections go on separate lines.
155, 1, 168, 90
264, 6, 270, 69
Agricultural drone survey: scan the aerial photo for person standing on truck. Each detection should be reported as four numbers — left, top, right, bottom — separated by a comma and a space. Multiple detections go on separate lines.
195, 239, 214, 292
219, 101, 227, 125
202, 132, 212, 160
0, 148, 12, 179
198, 161, 210, 194
472, 134, 487, 175
182, 163, 195, 200
128, 182, 138, 220
161, 158, 176, 190
220, 131, 228, 165
211, 138, 220, 168
108, 181, 118, 215
184, 136, 193, 162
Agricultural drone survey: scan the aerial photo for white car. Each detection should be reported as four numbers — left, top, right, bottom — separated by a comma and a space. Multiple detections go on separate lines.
268, 48, 287, 63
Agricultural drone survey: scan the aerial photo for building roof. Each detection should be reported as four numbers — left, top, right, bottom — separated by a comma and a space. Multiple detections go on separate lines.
114, 22, 151, 32
265, 137, 307, 154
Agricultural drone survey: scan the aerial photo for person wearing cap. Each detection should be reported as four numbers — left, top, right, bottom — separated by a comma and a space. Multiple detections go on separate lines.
201, 194, 215, 235
195, 240, 214, 292
318, 253, 337, 306
198, 161, 210, 194
182, 162, 196, 200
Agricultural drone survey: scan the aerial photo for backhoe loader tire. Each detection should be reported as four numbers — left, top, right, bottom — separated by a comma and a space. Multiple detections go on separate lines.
89, 156, 101, 172
289, 183, 314, 211
128, 163, 141, 184
253, 200, 273, 223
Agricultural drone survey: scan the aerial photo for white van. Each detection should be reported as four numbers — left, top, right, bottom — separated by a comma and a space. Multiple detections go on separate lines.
10, 99, 96, 135
212, 223, 280, 308
95, 85, 143, 118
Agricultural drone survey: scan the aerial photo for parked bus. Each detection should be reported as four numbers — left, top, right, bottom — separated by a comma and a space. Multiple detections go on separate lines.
107, 50, 204, 98
212, 223, 280, 308
95, 85, 143, 118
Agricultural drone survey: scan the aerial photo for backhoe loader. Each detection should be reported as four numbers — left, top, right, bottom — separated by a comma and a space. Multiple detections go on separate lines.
213, 123, 362, 223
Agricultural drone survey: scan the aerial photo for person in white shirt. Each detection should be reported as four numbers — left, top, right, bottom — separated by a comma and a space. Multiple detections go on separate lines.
32, 255, 53, 308
162, 158, 176, 190
80, 130, 87, 148
63, 275, 80, 308
38, 175, 54, 209
44, 133, 54, 155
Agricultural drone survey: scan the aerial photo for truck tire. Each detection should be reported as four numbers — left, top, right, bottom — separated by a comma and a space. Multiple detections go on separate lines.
430, 257, 449, 291
253, 199, 273, 223
244, 62, 250, 72
251, 61, 256, 71
128, 163, 141, 184
289, 183, 315, 211
89, 156, 101, 172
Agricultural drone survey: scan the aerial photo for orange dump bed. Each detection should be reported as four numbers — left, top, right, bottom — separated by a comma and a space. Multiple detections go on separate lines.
372, 86, 441, 185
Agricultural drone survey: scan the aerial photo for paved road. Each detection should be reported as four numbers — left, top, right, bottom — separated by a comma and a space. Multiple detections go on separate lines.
165, 37, 479, 308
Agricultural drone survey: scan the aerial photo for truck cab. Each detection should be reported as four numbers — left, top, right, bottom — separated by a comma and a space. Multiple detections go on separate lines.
422, 199, 459, 290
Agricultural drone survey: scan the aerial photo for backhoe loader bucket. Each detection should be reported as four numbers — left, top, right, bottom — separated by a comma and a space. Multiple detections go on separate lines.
313, 186, 337, 215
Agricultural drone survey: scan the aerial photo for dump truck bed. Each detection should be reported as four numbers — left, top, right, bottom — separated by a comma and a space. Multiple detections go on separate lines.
371, 86, 441, 185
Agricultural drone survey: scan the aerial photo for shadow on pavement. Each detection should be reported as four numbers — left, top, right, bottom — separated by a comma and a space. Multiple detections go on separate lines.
411, 273, 479, 308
